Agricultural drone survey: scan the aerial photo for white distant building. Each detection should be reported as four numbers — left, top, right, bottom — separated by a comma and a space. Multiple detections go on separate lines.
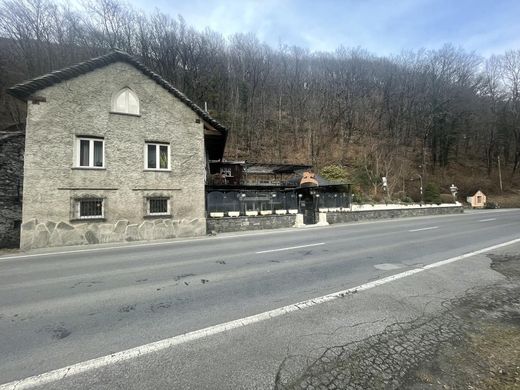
466, 190, 486, 208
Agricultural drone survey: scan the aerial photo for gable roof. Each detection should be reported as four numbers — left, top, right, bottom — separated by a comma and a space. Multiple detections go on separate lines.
6, 50, 227, 138
459, 187, 485, 197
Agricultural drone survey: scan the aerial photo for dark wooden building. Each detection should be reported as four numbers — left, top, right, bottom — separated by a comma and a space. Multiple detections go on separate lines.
206, 161, 351, 224
208, 161, 311, 187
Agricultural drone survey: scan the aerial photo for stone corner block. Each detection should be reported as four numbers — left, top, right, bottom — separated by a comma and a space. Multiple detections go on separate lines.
125, 224, 140, 241
56, 221, 74, 231
21, 218, 38, 231
114, 220, 129, 234
138, 221, 155, 240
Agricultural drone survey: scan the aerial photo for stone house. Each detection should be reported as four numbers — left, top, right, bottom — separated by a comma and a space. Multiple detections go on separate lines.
7, 50, 227, 250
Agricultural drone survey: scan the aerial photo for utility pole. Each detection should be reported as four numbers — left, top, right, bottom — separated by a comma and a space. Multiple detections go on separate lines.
418, 174, 423, 205
498, 156, 503, 193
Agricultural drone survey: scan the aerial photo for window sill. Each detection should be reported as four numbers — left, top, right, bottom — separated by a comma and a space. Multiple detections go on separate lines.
72, 167, 106, 170
70, 218, 106, 222
144, 214, 172, 219
110, 111, 141, 117
144, 169, 172, 172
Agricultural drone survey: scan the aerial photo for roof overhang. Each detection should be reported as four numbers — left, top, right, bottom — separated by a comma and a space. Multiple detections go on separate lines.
204, 121, 227, 160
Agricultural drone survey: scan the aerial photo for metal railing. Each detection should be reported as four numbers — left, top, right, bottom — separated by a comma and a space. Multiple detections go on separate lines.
206, 189, 350, 216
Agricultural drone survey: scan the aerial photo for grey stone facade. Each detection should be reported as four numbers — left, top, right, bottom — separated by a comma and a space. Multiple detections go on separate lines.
0, 129, 24, 247
15, 60, 216, 250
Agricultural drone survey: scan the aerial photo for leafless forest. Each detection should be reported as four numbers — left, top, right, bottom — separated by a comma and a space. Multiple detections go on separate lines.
1, 0, 519, 199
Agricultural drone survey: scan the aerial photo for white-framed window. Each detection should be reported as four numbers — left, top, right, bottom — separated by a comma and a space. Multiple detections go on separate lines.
76, 137, 105, 168
220, 167, 232, 177
145, 142, 170, 170
112, 88, 140, 115
75, 198, 104, 219
147, 197, 170, 216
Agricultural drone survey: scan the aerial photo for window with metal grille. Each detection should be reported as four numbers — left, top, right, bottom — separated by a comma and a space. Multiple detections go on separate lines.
147, 197, 169, 215
76, 199, 104, 219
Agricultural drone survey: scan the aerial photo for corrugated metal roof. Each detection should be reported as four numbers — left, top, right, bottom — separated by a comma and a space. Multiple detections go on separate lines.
244, 163, 312, 174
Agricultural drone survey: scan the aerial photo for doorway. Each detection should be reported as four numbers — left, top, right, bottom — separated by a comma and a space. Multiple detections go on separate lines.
300, 192, 316, 225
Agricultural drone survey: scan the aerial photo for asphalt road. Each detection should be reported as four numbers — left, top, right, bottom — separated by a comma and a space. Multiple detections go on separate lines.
1, 209, 519, 389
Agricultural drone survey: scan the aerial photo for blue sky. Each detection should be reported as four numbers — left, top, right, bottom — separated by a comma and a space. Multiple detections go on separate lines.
130, 0, 520, 56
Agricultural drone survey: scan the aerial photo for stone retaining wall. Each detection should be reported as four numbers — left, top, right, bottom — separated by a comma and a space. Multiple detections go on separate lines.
20, 218, 205, 250
207, 206, 463, 234
206, 214, 297, 233
326, 206, 463, 224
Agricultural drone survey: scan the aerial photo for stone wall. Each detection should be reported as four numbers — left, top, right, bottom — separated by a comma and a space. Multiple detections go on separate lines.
20, 217, 205, 250
206, 206, 463, 234
207, 214, 297, 233
0, 199, 22, 248
326, 206, 463, 224
20, 61, 207, 250
0, 130, 24, 248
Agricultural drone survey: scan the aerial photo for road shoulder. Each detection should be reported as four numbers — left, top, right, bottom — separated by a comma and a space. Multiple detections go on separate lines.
30, 243, 519, 389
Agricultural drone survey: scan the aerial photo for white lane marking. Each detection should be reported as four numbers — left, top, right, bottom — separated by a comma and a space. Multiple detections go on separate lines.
479, 218, 497, 222
2, 237, 520, 390
408, 226, 439, 232
255, 242, 325, 254
0, 232, 326, 262
0, 231, 304, 262
374, 263, 404, 270
0, 238, 209, 262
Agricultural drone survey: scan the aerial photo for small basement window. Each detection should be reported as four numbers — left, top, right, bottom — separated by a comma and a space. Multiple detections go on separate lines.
147, 197, 169, 216
145, 142, 170, 170
76, 137, 104, 168
75, 198, 104, 219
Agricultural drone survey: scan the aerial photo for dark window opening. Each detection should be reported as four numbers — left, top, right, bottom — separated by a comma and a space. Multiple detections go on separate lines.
78, 199, 103, 219
80, 139, 89, 166
147, 144, 156, 169
148, 198, 168, 215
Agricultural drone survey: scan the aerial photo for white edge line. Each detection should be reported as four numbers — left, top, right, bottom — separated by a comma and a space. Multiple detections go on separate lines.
255, 242, 325, 254
408, 226, 439, 232
2, 237, 520, 390
479, 218, 497, 222
0, 231, 320, 262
